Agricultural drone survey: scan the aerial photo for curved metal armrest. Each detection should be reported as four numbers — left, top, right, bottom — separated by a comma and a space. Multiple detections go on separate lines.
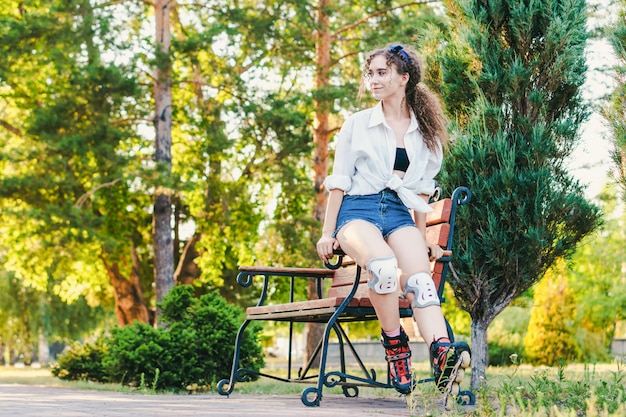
324, 248, 346, 270
237, 266, 335, 306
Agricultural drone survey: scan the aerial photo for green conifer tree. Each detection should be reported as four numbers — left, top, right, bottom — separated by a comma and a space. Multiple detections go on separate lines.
431, 0, 601, 387
604, 0, 626, 199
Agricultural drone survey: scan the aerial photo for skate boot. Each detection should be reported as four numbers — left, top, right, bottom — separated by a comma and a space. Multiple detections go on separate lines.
430, 337, 471, 409
381, 327, 415, 395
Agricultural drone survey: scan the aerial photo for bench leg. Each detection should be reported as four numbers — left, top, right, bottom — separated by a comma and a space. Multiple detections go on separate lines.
301, 319, 334, 406
335, 323, 377, 384
301, 305, 359, 406
217, 319, 251, 396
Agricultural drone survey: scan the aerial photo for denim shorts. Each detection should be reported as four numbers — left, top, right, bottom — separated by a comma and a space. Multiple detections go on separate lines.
334, 189, 417, 239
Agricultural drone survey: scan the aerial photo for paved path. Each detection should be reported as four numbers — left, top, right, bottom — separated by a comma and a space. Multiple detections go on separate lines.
0, 384, 411, 417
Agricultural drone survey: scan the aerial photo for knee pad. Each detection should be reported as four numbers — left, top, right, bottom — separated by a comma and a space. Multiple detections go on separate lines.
404, 272, 440, 308
366, 256, 398, 294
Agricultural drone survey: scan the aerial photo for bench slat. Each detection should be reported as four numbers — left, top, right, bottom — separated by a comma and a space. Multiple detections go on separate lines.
426, 198, 452, 226
330, 266, 368, 287
239, 265, 334, 277
425, 223, 450, 247
247, 297, 357, 315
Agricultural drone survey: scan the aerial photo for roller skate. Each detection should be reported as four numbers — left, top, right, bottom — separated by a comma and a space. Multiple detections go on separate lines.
430, 337, 471, 409
381, 327, 415, 395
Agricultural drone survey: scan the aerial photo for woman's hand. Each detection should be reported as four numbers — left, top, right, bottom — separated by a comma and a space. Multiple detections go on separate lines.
427, 242, 444, 262
317, 234, 340, 264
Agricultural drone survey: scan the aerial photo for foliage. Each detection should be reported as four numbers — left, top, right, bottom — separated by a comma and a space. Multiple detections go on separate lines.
430, 0, 602, 386
404, 364, 626, 416
487, 307, 529, 367
491, 364, 626, 417
51, 338, 108, 382
567, 183, 626, 353
524, 261, 581, 366
51, 286, 264, 391
603, 0, 626, 200
0, 264, 109, 365
441, 284, 472, 337
0, 0, 154, 322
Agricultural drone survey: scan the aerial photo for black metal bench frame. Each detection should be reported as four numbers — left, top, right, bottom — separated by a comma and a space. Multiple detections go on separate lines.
217, 186, 474, 407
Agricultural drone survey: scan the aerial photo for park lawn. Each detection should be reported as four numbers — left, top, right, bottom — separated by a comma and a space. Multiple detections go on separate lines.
0, 365, 135, 393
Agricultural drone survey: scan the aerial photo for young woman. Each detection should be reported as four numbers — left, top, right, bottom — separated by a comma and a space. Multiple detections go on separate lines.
316, 44, 471, 395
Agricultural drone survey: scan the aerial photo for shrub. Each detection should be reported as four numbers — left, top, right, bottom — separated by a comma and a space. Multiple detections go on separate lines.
156, 285, 265, 389
524, 265, 581, 366
52, 286, 265, 391
51, 338, 108, 381
101, 321, 171, 388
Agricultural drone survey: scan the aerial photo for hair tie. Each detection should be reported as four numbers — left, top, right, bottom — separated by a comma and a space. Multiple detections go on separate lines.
389, 45, 411, 65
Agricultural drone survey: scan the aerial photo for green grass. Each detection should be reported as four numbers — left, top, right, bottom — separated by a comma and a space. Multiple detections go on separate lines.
0, 366, 137, 393
2, 360, 625, 416
406, 361, 626, 416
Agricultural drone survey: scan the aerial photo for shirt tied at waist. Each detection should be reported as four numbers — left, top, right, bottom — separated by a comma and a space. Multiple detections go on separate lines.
385, 175, 433, 213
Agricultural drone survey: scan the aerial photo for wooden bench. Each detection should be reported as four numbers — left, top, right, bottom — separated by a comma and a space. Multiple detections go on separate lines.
217, 186, 473, 407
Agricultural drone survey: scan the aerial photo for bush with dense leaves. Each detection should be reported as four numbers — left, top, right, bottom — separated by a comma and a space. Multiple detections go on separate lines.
52, 286, 264, 391
51, 338, 108, 381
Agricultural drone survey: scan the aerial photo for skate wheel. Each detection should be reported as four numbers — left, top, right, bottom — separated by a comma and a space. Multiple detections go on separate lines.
445, 397, 454, 411
455, 368, 464, 383
449, 382, 460, 396
459, 350, 471, 368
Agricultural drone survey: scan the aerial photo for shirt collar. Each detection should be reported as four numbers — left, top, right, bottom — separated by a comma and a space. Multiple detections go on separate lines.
368, 101, 385, 128
368, 101, 419, 132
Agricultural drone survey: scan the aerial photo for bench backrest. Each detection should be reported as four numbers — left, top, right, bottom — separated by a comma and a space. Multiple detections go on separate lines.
327, 198, 454, 301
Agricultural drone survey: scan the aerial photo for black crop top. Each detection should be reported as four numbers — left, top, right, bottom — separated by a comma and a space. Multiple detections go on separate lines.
393, 148, 409, 172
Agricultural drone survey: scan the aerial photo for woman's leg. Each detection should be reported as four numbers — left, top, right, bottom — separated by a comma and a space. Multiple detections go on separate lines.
386, 226, 448, 345
387, 226, 471, 393
337, 220, 415, 394
335, 220, 401, 332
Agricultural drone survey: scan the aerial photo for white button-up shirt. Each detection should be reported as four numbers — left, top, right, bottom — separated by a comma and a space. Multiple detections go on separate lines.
324, 101, 442, 213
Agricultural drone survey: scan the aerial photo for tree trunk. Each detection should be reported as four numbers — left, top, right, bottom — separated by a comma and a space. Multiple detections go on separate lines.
153, 0, 175, 325
174, 233, 202, 285
101, 249, 150, 326
305, 0, 333, 369
38, 330, 49, 367
470, 317, 490, 390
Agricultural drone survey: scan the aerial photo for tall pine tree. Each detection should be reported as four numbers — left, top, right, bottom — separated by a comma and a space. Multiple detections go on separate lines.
604, 0, 626, 199
432, 0, 601, 388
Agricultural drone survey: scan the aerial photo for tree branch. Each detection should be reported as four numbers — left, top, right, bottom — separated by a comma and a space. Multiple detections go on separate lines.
95, 0, 155, 8
111, 117, 155, 126
0, 119, 22, 137
332, 1, 436, 38
75, 178, 123, 208
331, 49, 363, 66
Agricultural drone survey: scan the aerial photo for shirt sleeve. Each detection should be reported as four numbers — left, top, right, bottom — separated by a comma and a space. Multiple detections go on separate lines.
323, 116, 357, 192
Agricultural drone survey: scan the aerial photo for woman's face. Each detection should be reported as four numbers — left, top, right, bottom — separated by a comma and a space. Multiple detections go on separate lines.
366, 54, 408, 101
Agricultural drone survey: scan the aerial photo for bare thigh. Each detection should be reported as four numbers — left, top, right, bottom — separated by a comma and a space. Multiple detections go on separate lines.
336, 220, 393, 267
386, 226, 430, 279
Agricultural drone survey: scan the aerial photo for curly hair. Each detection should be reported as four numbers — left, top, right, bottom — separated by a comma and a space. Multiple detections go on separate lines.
359, 44, 449, 152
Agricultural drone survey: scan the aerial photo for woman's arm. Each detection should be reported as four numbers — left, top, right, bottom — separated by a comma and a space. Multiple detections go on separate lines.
316, 189, 344, 263
413, 193, 443, 261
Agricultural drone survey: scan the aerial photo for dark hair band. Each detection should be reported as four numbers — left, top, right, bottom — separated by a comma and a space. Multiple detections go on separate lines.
389, 45, 410, 65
